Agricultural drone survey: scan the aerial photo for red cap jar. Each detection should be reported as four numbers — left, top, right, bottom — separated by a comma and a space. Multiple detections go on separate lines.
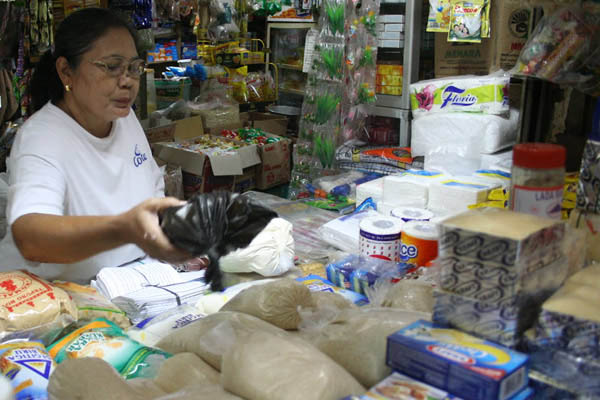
509, 143, 566, 219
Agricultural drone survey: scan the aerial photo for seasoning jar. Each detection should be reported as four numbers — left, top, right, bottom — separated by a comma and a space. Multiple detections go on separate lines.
509, 143, 566, 219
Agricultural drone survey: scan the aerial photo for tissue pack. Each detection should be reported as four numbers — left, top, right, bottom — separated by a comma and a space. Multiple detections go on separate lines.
428, 179, 499, 213
383, 170, 448, 208
410, 74, 510, 119
387, 320, 529, 400
357, 177, 384, 206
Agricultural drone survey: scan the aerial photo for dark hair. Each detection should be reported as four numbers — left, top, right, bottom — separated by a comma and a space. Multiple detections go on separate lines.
29, 8, 138, 113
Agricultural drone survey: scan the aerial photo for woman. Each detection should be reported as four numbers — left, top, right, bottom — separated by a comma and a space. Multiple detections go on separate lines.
2, 8, 191, 282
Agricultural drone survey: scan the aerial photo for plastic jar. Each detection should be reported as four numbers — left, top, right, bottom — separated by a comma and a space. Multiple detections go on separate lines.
509, 143, 566, 219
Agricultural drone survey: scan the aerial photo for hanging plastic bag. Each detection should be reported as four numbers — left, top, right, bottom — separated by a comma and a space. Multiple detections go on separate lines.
160, 191, 278, 291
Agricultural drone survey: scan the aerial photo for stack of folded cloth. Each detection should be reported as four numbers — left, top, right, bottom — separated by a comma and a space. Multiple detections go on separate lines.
336, 141, 424, 176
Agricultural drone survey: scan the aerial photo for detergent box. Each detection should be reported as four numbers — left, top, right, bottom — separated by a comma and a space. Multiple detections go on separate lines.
386, 320, 529, 400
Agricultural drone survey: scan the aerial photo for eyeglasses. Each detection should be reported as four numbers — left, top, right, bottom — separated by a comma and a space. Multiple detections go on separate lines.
90, 57, 146, 78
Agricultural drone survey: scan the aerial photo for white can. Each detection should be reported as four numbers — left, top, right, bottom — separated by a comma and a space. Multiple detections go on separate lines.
359, 217, 404, 262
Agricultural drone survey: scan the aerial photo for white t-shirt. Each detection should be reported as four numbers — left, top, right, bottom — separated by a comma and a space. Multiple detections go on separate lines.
1, 102, 164, 282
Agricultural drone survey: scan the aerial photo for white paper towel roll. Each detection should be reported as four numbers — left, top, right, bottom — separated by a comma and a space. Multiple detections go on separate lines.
359, 217, 404, 262
391, 207, 434, 223
356, 177, 384, 206
383, 170, 447, 208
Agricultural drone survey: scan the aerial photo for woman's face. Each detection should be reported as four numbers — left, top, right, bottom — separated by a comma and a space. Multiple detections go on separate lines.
68, 28, 140, 123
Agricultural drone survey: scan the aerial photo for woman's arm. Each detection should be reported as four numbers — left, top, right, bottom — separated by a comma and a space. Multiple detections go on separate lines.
12, 197, 191, 264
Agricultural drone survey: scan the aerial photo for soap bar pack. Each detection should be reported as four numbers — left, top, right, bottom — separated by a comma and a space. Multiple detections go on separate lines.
387, 320, 529, 400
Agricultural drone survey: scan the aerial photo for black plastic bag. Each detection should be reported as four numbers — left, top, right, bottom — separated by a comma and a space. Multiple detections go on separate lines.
160, 191, 278, 291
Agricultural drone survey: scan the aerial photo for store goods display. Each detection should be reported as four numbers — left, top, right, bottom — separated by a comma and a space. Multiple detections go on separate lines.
296, 275, 369, 306
220, 279, 315, 330
156, 311, 289, 371
436, 208, 567, 346
0, 340, 54, 400
400, 221, 439, 268
383, 170, 449, 209
428, 177, 499, 212
387, 320, 529, 400
513, 6, 599, 97
410, 73, 510, 119
0, 271, 77, 345
336, 143, 421, 170
448, 0, 485, 43
509, 143, 566, 220
325, 254, 411, 295
48, 318, 171, 380
160, 191, 278, 291
376, 64, 403, 96
427, 0, 452, 32
299, 308, 429, 388
52, 282, 130, 329
126, 305, 205, 347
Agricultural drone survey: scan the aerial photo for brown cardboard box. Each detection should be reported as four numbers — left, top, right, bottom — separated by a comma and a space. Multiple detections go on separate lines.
435, 0, 532, 77
141, 118, 176, 144
234, 166, 258, 193
154, 139, 261, 197
255, 133, 292, 190
248, 112, 288, 136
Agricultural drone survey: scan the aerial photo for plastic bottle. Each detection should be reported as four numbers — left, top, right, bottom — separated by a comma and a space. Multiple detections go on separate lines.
509, 143, 566, 219
576, 98, 600, 212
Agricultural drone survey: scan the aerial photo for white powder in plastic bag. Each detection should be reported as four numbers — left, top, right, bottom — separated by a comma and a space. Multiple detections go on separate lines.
221, 330, 365, 400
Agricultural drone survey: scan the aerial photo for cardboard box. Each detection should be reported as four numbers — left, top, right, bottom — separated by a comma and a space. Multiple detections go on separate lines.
234, 165, 258, 193
155, 139, 261, 196
435, 0, 531, 77
141, 118, 176, 144
247, 112, 288, 136
255, 133, 291, 190
387, 320, 529, 400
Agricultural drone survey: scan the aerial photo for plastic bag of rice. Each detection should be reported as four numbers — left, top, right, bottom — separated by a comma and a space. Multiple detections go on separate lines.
157, 311, 288, 371
220, 279, 315, 330
221, 330, 365, 400
298, 308, 429, 388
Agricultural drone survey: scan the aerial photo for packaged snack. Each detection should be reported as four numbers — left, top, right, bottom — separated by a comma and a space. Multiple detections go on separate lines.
0, 340, 55, 400
48, 318, 171, 380
427, 0, 452, 32
296, 275, 369, 306
0, 271, 77, 345
52, 282, 130, 329
448, 0, 485, 43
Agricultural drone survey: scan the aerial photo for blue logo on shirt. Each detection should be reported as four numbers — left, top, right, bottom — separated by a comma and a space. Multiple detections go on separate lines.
133, 145, 148, 167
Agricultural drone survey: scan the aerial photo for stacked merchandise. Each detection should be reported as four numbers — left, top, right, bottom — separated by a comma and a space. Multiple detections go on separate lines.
376, 64, 403, 96
410, 73, 518, 176
289, 0, 380, 199
376, 14, 404, 49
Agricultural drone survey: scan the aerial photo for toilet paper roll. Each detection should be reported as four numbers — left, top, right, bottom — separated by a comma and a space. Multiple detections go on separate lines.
359, 217, 404, 262
400, 221, 439, 268
391, 207, 434, 223
383, 170, 447, 207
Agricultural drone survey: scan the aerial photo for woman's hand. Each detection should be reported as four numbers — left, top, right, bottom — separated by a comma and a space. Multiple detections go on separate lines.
119, 197, 193, 263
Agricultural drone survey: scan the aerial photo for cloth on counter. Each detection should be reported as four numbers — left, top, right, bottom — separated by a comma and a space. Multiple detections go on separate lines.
336, 141, 421, 169
112, 276, 210, 324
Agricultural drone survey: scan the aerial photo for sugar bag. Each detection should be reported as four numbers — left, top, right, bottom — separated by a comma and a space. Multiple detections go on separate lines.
298, 308, 429, 388
219, 218, 294, 277
48, 358, 147, 400
311, 291, 356, 310
195, 279, 277, 315
156, 311, 288, 371
220, 279, 315, 330
221, 330, 365, 400
154, 353, 219, 393
126, 305, 205, 346
380, 280, 435, 313
155, 385, 243, 400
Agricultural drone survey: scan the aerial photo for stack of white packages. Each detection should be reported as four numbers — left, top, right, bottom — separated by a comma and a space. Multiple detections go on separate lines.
112, 277, 210, 324
356, 177, 384, 206
378, 170, 448, 215
428, 175, 501, 214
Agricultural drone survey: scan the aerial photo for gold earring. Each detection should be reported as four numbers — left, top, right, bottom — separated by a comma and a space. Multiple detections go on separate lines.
65, 85, 71, 92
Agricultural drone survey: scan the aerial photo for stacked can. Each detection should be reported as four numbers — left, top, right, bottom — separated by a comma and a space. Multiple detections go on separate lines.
433, 208, 567, 348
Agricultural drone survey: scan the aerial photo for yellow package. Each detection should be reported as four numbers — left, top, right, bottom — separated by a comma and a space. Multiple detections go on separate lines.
427, 0, 453, 32
481, 0, 491, 38
448, 0, 485, 43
